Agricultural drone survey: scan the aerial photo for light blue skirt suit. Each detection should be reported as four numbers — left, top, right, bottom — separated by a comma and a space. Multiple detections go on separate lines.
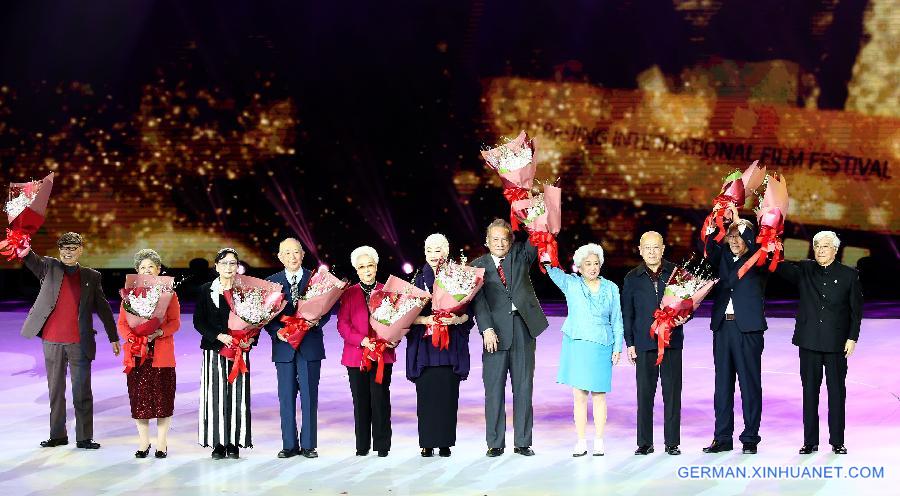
547, 266, 624, 393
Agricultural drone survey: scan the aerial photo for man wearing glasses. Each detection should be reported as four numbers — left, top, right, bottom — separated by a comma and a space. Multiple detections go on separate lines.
19, 232, 120, 450
774, 231, 862, 455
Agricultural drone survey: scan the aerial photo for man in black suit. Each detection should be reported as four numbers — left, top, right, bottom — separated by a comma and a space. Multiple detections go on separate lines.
775, 231, 862, 455
703, 214, 767, 455
471, 219, 549, 457
623, 231, 687, 456
264, 238, 331, 459
17, 232, 119, 450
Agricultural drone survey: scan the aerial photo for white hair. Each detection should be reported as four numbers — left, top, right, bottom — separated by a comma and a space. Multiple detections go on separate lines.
813, 231, 841, 249
424, 233, 450, 256
573, 243, 604, 271
350, 245, 379, 267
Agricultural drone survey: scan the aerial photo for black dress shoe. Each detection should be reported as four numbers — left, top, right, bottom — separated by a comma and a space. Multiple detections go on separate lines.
742, 443, 758, 454
513, 446, 535, 456
154, 449, 167, 459
665, 445, 681, 456
634, 445, 654, 455
438, 447, 451, 457
377, 450, 389, 457
40, 437, 68, 448
486, 448, 504, 457
135, 444, 151, 458
799, 444, 818, 455
226, 444, 239, 459
211, 445, 226, 459
421, 448, 434, 457
356, 449, 369, 456
300, 448, 318, 458
278, 448, 299, 458
76, 439, 101, 449
702, 440, 733, 453
832, 445, 847, 454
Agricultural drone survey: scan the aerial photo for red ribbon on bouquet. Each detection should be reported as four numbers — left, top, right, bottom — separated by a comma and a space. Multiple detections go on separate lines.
361, 336, 389, 384
503, 187, 529, 230
649, 307, 690, 366
277, 315, 313, 350
1, 228, 31, 261
122, 317, 160, 374
528, 230, 559, 273
738, 225, 784, 279
427, 310, 453, 351
220, 330, 257, 383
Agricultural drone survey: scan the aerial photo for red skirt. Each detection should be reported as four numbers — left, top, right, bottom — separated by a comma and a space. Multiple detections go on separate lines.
126, 358, 176, 419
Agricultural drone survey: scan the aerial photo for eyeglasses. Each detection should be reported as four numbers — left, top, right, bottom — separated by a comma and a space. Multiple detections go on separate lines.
813, 245, 835, 251
217, 261, 239, 267
59, 245, 81, 252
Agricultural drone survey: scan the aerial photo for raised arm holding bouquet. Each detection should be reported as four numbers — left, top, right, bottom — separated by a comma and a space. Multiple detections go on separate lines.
739, 172, 790, 278
700, 161, 766, 252
1, 172, 54, 260
481, 130, 537, 230
510, 182, 562, 272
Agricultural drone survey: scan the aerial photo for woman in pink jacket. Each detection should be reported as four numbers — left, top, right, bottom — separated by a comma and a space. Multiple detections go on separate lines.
337, 245, 398, 457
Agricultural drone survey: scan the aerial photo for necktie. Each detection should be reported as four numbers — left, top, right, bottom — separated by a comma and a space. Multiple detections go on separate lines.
497, 260, 507, 287
290, 275, 300, 303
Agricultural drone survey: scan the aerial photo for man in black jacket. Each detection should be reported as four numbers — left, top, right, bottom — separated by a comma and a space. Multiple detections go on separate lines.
622, 231, 686, 456
703, 214, 767, 455
775, 230, 862, 455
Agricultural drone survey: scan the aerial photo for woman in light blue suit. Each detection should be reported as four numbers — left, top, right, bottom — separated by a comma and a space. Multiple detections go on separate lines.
545, 243, 623, 457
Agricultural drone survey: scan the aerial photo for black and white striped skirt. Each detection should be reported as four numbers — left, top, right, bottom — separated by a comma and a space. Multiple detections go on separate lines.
198, 349, 252, 448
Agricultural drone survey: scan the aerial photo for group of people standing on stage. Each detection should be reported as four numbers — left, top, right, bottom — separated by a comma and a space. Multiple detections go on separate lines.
14, 205, 862, 460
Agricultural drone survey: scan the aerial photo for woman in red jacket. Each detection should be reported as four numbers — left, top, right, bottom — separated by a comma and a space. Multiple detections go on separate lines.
117, 249, 181, 459
337, 245, 398, 457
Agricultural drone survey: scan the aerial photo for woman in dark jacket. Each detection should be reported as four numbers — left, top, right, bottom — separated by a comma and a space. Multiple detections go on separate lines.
406, 233, 474, 458
193, 248, 255, 459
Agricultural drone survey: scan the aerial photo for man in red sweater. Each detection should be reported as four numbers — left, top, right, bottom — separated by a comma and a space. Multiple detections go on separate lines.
19, 232, 120, 449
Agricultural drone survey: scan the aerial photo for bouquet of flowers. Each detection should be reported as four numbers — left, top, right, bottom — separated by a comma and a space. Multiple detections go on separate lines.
700, 161, 766, 251
119, 274, 176, 373
739, 172, 790, 278
511, 183, 562, 273
369, 275, 431, 342
0, 172, 54, 261
649, 256, 718, 366
221, 275, 287, 383
481, 130, 537, 230
427, 258, 485, 350
278, 267, 349, 350
364, 275, 430, 383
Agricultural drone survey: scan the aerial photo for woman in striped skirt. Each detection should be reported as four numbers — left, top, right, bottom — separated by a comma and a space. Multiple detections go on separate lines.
193, 248, 254, 459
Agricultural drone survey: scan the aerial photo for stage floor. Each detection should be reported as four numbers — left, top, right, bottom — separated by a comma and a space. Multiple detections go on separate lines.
0, 310, 897, 495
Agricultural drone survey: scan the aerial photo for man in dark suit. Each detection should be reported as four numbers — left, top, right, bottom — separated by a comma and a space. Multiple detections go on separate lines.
775, 230, 862, 455
18, 232, 119, 449
471, 219, 549, 457
623, 231, 687, 456
264, 238, 331, 458
703, 215, 767, 455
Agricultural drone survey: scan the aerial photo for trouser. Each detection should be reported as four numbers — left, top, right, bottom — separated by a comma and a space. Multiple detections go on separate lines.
482, 315, 536, 449
347, 364, 392, 452
43, 340, 93, 442
635, 348, 682, 447
713, 321, 764, 445
799, 347, 847, 446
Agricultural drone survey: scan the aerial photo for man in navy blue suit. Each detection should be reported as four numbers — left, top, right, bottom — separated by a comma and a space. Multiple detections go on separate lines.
264, 238, 331, 458
703, 212, 767, 455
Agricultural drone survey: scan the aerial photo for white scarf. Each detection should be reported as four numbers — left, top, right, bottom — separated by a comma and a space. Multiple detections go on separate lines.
210, 278, 224, 308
